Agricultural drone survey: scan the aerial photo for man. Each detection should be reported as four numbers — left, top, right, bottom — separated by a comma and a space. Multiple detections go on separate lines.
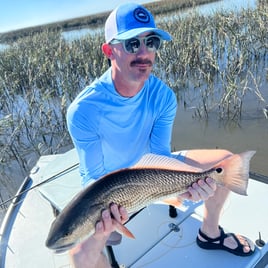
67, 3, 255, 267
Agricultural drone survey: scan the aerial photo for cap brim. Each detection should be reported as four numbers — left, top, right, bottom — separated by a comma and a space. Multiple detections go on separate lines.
114, 27, 172, 41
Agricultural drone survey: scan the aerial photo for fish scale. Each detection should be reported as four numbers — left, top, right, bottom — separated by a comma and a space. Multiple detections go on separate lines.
103, 168, 214, 211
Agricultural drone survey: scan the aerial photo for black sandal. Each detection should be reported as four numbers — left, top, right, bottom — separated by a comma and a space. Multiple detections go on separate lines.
196, 226, 255, 256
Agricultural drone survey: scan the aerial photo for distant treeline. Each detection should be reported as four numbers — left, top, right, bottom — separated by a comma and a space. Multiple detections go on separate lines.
0, 0, 219, 43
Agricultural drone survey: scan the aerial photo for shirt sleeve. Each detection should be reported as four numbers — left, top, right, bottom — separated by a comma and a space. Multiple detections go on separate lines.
66, 101, 106, 185
149, 88, 177, 157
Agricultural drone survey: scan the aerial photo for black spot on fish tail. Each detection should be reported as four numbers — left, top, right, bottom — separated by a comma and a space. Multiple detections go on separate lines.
216, 167, 223, 173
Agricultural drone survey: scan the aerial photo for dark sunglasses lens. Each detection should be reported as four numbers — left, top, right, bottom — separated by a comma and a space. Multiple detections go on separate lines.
145, 36, 161, 51
125, 38, 141, 53
123, 36, 161, 54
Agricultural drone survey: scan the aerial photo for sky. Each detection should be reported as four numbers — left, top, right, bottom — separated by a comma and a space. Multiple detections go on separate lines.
0, 0, 156, 33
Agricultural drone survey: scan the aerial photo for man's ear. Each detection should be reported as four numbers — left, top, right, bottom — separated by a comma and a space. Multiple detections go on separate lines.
102, 43, 113, 59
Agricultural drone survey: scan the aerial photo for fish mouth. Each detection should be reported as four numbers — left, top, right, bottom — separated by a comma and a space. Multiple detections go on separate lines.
51, 242, 76, 253
46, 239, 75, 253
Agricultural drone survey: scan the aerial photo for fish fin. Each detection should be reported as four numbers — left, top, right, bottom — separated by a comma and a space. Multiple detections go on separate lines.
133, 154, 203, 173
160, 197, 184, 207
113, 220, 135, 239
214, 151, 256, 195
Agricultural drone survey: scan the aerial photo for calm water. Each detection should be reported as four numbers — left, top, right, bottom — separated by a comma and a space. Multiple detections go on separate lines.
170, 0, 267, 176
172, 103, 268, 176
183, 0, 256, 15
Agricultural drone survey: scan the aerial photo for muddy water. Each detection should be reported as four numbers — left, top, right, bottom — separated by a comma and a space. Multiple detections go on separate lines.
172, 102, 268, 176
170, 0, 268, 177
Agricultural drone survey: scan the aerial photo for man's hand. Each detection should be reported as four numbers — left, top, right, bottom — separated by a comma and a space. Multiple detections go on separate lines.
93, 203, 129, 242
180, 177, 217, 202
70, 204, 128, 268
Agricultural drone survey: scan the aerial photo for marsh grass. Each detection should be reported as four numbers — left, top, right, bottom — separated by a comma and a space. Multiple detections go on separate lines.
158, 5, 267, 119
0, 4, 267, 205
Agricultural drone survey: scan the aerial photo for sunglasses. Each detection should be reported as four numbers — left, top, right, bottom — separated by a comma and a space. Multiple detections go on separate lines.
110, 35, 162, 54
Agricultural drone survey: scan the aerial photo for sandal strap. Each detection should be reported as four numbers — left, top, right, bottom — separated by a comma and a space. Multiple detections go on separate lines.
198, 226, 226, 244
225, 232, 244, 251
197, 226, 255, 256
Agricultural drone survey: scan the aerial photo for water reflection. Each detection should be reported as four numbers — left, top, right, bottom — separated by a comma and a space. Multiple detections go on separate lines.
62, 27, 103, 42
186, 0, 256, 15
0, 44, 9, 51
167, 0, 267, 176
172, 104, 268, 175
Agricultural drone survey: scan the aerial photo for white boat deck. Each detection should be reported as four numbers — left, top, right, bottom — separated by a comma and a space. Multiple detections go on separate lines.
1, 149, 268, 268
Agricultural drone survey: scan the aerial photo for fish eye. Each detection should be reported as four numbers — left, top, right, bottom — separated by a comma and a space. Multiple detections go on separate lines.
216, 168, 223, 173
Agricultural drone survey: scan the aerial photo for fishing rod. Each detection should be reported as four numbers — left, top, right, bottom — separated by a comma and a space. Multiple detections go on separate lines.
249, 171, 268, 184
0, 162, 79, 208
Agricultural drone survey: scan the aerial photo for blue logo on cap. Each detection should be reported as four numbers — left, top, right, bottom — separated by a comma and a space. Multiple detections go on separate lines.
134, 7, 150, 23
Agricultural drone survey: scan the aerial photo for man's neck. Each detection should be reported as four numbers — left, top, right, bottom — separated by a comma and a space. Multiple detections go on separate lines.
112, 76, 145, 97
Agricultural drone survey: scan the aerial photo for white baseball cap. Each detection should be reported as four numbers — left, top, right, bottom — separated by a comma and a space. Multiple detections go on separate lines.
105, 2, 172, 43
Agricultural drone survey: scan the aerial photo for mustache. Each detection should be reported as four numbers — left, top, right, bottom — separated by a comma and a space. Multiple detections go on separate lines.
130, 59, 153, 66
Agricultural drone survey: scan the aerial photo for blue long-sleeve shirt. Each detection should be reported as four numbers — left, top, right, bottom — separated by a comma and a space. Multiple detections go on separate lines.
67, 68, 177, 186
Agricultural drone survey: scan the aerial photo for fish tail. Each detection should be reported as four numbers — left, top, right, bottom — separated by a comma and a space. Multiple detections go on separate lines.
214, 151, 256, 195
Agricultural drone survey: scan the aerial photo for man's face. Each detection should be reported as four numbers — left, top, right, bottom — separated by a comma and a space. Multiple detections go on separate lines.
109, 32, 158, 84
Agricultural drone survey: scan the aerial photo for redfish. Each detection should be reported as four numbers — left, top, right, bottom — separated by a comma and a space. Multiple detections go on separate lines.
46, 151, 255, 251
